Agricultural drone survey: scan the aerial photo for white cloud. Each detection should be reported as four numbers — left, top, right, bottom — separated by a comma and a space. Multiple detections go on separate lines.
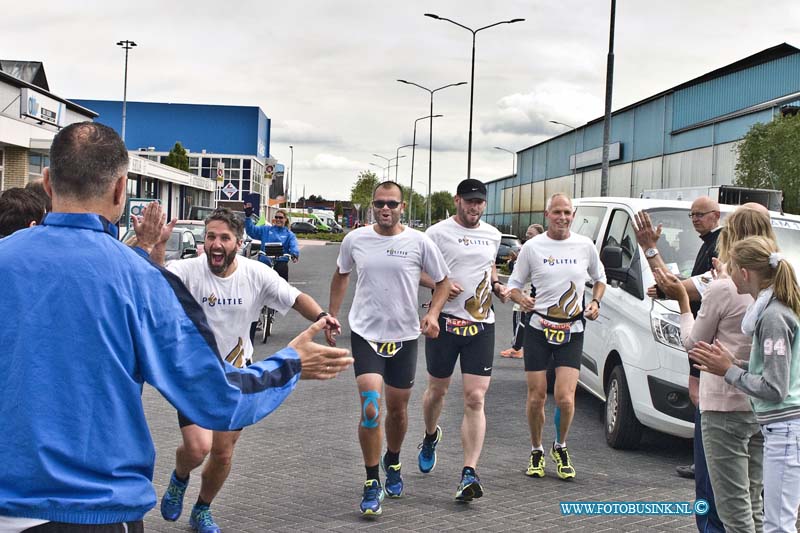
297, 153, 365, 171
481, 82, 604, 136
271, 120, 343, 145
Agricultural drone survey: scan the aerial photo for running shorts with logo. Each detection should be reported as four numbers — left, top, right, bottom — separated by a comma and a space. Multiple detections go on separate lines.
523, 314, 584, 372
351, 332, 418, 389
426, 314, 495, 378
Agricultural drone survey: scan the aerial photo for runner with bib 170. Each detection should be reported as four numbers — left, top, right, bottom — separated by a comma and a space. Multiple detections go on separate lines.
328, 181, 451, 517
418, 178, 510, 502
507, 193, 606, 481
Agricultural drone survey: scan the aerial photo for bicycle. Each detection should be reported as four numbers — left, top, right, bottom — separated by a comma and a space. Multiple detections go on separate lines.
256, 243, 292, 344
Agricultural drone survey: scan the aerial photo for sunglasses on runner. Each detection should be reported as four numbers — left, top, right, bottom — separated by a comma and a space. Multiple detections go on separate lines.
372, 200, 401, 209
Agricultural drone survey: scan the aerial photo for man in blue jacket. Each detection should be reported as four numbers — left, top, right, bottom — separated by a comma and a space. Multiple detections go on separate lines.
243, 205, 299, 281
0, 121, 352, 532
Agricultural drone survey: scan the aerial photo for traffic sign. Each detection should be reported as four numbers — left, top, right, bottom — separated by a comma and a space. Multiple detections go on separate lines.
222, 182, 238, 199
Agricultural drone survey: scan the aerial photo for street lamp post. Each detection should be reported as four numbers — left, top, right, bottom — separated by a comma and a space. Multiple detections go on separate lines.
288, 145, 294, 209
398, 79, 467, 226
549, 120, 579, 198
116, 39, 137, 144
493, 146, 516, 176
372, 153, 406, 181
370, 162, 389, 180
425, 14, 524, 179
409, 114, 442, 226
395, 144, 416, 183
601, 0, 617, 196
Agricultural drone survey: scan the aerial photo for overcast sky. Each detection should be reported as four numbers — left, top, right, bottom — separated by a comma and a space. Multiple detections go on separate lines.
4, 0, 799, 200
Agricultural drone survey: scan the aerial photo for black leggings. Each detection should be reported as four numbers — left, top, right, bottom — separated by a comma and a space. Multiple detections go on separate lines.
25, 521, 144, 532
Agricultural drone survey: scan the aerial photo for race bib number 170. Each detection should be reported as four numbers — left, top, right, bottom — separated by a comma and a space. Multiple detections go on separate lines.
540, 318, 571, 346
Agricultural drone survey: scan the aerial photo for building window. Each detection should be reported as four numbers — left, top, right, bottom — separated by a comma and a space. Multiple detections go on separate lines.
28, 153, 50, 179
127, 178, 138, 197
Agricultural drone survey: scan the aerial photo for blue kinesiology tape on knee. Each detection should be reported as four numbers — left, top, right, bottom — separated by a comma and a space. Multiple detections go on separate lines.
554, 407, 562, 444
360, 390, 381, 428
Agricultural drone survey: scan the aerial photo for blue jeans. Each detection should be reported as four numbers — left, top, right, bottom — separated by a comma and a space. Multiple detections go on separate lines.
695, 408, 725, 533
761, 419, 800, 533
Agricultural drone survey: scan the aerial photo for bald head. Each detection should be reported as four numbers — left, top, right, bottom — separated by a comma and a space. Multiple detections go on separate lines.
741, 202, 770, 216
690, 196, 720, 235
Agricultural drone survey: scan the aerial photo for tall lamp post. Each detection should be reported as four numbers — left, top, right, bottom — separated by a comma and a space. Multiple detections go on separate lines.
370, 162, 389, 180
493, 146, 516, 176
288, 145, 294, 209
409, 114, 442, 225
425, 13, 524, 179
116, 40, 137, 144
601, 0, 617, 196
397, 79, 467, 226
395, 144, 416, 182
372, 153, 405, 181
549, 120, 579, 197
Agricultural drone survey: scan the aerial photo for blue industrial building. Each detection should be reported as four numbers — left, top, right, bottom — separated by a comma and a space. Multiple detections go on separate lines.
484, 43, 800, 235
72, 99, 272, 208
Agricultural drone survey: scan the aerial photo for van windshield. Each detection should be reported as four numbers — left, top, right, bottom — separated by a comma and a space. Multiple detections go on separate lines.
646, 208, 800, 277
645, 208, 703, 277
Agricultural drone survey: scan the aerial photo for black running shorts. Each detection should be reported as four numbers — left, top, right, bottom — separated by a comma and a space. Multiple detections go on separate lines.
523, 326, 584, 372
425, 315, 495, 378
352, 332, 418, 389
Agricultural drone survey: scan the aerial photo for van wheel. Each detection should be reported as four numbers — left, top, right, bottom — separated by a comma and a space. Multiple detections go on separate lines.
605, 365, 644, 449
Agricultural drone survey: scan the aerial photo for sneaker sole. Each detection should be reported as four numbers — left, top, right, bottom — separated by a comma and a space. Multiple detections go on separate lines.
360, 507, 383, 516
525, 469, 545, 478
455, 483, 483, 502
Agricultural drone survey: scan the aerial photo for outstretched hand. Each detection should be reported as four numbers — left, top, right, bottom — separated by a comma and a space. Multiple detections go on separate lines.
289, 319, 353, 380
132, 202, 174, 252
633, 210, 662, 250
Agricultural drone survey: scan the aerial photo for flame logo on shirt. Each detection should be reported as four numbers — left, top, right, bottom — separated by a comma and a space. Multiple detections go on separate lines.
547, 282, 582, 320
225, 337, 246, 368
207, 293, 218, 307
465, 271, 492, 320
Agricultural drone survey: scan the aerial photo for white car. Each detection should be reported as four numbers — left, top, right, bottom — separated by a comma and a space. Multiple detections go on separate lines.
572, 197, 800, 449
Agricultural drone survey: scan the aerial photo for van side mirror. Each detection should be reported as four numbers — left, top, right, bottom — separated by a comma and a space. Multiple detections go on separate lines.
181, 247, 197, 258
600, 245, 623, 269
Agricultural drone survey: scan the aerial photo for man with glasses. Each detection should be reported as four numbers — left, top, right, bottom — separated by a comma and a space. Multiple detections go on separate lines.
329, 181, 451, 517
243, 205, 299, 282
417, 178, 510, 502
634, 195, 723, 533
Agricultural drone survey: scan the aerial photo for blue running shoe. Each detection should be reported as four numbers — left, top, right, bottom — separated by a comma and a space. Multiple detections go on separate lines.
360, 479, 385, 516
417, 425, 442, 473
381, 454, 404, 497
455, 471, 484, 502
160, 471, 188, 521
189, 504, 220, 533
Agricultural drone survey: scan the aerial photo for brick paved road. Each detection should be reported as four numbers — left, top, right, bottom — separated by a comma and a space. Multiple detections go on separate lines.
143, 242, 696, 532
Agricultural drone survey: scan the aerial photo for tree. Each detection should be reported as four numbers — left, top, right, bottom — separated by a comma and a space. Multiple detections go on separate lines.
429, 190, 455, 222
163, 142, 189, 172
350, 171, 380, 221
334, 201, 343, 219
735, 113, 800, 214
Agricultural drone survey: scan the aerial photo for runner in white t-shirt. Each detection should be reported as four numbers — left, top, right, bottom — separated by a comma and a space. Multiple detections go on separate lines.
417, 178, 511, 502
156, 208, 341, 532
329, 181, 450, 517
508, 193, 606, 481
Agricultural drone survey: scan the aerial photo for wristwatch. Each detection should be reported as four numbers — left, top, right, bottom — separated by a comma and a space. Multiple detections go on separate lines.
644, 248, 659, 259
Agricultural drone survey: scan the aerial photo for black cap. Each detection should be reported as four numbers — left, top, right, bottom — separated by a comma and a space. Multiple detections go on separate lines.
456, 178, 487, 201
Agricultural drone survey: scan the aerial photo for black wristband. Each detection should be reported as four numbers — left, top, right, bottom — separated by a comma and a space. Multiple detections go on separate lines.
316, 311, 330, 321
491, 280, 502, 289
591, 298, 601, 308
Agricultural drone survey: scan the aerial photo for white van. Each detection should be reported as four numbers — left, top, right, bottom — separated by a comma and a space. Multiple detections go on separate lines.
572, 197, 800, 449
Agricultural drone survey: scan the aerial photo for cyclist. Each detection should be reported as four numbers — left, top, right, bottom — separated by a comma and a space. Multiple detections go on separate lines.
418, 178, 510, 501
329, 181, 450, 517
153, 207, 341, 533
508, 193, 606, 481
243, 204, 299, 282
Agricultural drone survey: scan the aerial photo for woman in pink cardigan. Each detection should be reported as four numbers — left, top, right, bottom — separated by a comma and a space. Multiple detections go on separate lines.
654, 206, 776, 533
